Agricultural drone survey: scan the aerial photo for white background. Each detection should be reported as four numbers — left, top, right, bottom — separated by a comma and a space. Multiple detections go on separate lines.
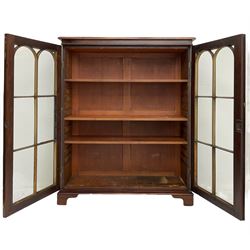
0, 0, 250, 249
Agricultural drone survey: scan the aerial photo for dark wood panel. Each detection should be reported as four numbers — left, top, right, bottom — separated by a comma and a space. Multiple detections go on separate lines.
181, 85, 188, 116
63, 143, 72, 184
70, 83, 186, 115
72, 121, 123, 136
72, 145, 123, 172
130, 145, 181, 174
72, 83, 123, 114
131, 55, 181, 79
71, 121, 181, 137
181, 144, 188, 186
62, 48, 73, 187
71, 54, 124, 79
71, 144, 181, 175
127, 121, 181, 137
131, 83, 181, 114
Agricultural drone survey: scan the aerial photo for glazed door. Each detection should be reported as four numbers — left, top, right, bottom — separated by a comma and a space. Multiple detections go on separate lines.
192, 34, 245, 220
3, 34, 61, 217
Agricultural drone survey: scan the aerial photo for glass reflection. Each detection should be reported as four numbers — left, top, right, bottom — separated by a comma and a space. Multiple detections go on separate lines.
14, 46, 35, 96
197, 51, 213, 96
216, 47, 234, 97
38, 50, 55, 95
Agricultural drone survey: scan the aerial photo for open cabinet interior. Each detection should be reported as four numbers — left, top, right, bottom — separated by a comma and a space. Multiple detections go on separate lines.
62, 47, 191, 191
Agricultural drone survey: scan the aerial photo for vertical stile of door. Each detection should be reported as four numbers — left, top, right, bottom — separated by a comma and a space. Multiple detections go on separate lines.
187, 47, 193, 189
53, 51, 57, 185
194, 53, 199, 185
211, 52, 216, 195
33, 52, 38, 194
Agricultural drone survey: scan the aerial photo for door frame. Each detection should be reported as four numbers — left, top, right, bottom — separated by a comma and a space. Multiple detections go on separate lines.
191, 34, 245, 220
3, 34, 61, 217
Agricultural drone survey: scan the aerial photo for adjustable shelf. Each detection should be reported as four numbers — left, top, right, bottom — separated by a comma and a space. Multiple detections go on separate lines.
64, 78, 188, 83
64, 136, 188, 145
77, 170, 178, 177
64, 115, 188, 121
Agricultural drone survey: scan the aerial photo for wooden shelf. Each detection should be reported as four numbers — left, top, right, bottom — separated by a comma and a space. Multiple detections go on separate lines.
64, 78, 188, 83
64, 114, 188, 121
65, 176, 186, 190
65, 136, 187, 145
78, 170, 177, 177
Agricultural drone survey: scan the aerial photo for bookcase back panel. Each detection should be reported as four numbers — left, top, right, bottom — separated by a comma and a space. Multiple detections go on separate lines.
71, 144, 181, 176
72, 83, 123, 113
130, 55, 181, 79
72, 145, 123, 173
71, 121, 181, 137
70, 52, 183, 80
130, 145, 180, 174
124, 121, 181, 137
71, 83, 184, 116
72, 121, 123, 136
71, 53, 124, 79
130, 83, 181, 113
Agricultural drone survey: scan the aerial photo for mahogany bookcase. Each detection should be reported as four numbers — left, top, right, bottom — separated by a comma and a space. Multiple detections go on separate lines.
3, 34, 245, 219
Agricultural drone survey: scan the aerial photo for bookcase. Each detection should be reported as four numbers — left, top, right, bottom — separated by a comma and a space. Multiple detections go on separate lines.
61, 43, 192, 203
3, 34, 245, 219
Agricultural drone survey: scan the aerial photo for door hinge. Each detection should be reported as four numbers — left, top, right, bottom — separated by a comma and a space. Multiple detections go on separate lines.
235, 119, 243, 133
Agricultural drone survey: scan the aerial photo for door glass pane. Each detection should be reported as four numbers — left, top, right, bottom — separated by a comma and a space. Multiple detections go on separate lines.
38, 51, 55, 95
38, 97, 55, 143
13, 148, 34, 202
37, 142, 54, 191
197, 51, 213, 96
13, 47, 56, 202
14, 98, 34, 149
216, 99, 234, 151
216, 149, 234, 204
216, 47, 234, 97
197, 143, 212, 192
197, 98, 212, 144
14, 46, 35, 96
